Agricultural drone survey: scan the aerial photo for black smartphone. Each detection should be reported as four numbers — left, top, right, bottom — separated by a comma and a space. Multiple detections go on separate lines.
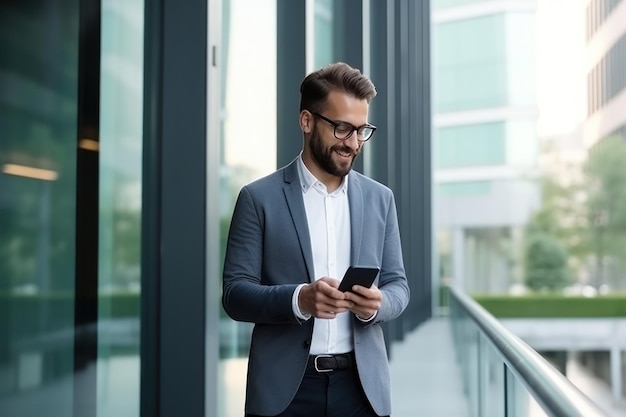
338, 266, 380, 292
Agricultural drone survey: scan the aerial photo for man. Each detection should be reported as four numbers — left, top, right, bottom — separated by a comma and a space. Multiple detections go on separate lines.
222, 62, 410, 417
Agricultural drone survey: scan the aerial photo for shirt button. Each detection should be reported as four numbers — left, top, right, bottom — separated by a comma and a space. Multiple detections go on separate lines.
303, 340, 311, 349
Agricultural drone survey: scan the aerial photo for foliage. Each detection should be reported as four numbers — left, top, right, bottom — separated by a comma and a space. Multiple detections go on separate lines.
472, 293, 626, 318
525, 135, 626, 289
525, 173, 587, 259
523, 234, 571, 291
582, 136, 626, 285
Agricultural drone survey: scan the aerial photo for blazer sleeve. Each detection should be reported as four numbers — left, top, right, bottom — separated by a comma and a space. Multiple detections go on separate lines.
222, 186, 300, 324
366, 191, 410, 326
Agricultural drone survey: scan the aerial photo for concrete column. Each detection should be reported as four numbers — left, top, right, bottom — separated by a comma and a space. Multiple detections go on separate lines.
453, 227, 465, 290
611, 346, 622, 401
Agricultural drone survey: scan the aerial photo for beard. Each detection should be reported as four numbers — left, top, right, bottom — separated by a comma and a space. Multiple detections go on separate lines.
309, 126, 359, 178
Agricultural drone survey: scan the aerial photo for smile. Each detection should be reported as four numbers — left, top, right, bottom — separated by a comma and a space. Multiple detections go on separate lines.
335, 149, 352, 158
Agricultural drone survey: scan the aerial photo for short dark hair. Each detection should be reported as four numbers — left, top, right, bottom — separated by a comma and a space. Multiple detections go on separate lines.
299, 62, 377, 113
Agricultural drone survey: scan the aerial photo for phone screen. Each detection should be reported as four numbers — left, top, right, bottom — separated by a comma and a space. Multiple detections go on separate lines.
338, 266, 380, 292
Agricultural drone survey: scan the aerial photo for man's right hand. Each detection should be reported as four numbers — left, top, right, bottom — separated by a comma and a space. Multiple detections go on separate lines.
298, 277, 355, 319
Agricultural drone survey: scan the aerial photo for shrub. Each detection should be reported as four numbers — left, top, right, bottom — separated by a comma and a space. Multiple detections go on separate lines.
524, 234, 570, 291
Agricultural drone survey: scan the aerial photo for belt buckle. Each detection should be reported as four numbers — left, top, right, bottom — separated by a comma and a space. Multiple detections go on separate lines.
314, 354, 334, 373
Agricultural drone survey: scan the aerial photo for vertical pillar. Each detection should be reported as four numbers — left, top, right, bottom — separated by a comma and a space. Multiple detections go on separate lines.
611, 346, 622, 401
454, 227, 465, 290
277, 0, 306, 168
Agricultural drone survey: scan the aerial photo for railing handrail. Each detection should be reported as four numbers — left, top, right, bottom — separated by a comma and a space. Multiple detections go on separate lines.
449, 287, 610, 417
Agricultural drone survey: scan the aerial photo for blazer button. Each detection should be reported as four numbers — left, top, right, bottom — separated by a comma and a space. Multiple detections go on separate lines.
303, 340, 310, 349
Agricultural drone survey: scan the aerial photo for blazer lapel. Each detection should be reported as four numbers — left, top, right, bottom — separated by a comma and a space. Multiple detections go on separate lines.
348, 172, 364, 266
282, 160, 315, 283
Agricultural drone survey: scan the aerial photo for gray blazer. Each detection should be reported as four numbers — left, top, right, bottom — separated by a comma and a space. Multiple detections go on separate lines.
222, 158, 410, 416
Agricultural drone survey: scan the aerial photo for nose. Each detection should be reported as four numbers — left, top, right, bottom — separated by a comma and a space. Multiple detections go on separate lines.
343, 130, 360, 150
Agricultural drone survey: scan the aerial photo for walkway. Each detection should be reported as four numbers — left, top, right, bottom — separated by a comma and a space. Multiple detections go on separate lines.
389, 316, 626, 417
389, 317, 471, 417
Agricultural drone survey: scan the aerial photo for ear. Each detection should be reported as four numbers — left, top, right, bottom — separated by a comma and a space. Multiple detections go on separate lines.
299, 110, 313, 133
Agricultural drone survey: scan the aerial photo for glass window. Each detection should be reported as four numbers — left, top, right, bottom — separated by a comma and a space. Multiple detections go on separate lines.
434, 14, 507, 112
97, 0, 144, 416
218, 1, 277, 416
436, 123, 506, 168
315, 0, 334, 68
0, 1, 79, 415
438, 181, 492, 197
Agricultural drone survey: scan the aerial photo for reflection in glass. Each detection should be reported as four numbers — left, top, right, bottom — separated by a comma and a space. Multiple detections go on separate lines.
0, 1, 79, 415
314, 0, 334, 68
218, 1, 277, 416
97, 0, 144, 416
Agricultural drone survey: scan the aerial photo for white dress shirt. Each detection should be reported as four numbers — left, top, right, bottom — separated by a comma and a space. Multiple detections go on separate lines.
292, 154, 353, 355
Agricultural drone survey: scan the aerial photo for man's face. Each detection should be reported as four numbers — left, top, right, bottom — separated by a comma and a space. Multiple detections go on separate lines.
306, 91, 369, 180
308, 120, 355, 178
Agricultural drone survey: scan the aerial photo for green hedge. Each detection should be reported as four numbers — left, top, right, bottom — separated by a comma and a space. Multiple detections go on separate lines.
472, 294, 626, 318
0, 292, 140, 319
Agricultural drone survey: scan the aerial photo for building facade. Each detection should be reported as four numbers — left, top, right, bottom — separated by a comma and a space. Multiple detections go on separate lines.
432, 0, 540, 294
584, 0, 626, 147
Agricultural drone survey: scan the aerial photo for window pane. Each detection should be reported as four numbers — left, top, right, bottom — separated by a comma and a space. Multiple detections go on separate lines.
97, 0, 144, 415
434, 15, 507, 112
436, 123, 506, 168
0, 1, 79, 415
315, 0, 334, 68
218, 1, 277, 416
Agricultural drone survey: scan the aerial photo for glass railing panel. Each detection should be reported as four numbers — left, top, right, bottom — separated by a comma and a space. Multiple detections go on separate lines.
451, 314, 479, 416
505, 368, 550, 417
449, 287, 609, 417
482, 340, 506, 417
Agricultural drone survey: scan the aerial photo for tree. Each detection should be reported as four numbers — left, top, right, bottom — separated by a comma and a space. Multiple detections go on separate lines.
583, 135, 626, 286
524, 145, 587, 284
524, 234, 570, 291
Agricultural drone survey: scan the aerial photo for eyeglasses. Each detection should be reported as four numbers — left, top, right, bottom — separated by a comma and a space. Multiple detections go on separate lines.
311, 112, 377, 142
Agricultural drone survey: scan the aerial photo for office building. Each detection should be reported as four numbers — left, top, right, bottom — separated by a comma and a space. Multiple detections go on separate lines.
432, 0, 540, 294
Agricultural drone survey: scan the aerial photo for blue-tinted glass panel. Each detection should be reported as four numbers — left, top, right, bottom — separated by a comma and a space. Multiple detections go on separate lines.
434, 15, 507, 112
438, 181, 492, 196
437, 123, 506, 168
315, 0, 334, 68
97, 0, 144, 416
0, 1, 78, 415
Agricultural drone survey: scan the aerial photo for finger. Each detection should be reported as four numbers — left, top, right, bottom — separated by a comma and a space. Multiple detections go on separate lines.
317, 276, 340, 289
318, 283, 347, 300
348, 285, 382, 302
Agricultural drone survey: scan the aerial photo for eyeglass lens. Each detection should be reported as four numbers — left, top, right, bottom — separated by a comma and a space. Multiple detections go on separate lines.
334, 123, 374, 140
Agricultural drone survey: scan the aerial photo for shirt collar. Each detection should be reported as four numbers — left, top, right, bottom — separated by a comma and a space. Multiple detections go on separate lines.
297, 152, 348, 195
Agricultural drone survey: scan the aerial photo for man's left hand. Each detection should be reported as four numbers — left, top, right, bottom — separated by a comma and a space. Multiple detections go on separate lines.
344, 284, 382, 320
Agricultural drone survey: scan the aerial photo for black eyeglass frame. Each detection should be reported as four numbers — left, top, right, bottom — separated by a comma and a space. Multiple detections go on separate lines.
310, 112, 377, 142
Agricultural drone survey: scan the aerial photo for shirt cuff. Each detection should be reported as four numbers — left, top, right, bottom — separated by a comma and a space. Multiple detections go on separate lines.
292, 283, 312, 321
356, 311, 377, 322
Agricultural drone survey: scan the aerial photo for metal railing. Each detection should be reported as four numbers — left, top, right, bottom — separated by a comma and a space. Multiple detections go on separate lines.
449, 287, 610, 417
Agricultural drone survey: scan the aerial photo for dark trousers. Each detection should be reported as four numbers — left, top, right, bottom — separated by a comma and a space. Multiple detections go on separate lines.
247, 367, 386, 417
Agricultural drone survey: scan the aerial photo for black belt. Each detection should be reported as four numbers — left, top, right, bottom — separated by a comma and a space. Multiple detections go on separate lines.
307, 352, 355, 373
